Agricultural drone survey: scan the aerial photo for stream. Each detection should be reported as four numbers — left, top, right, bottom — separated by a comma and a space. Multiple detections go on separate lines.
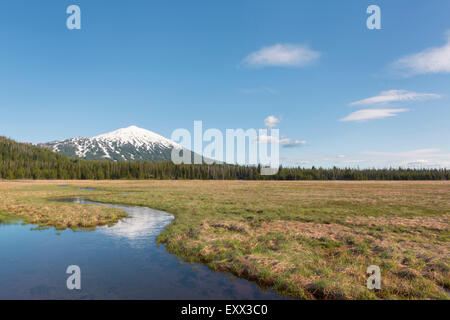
0, 196, 284, 299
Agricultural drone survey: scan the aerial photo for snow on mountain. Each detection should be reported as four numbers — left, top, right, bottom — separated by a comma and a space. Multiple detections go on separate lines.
92, 126, 179, 149
44, 126, 185, 162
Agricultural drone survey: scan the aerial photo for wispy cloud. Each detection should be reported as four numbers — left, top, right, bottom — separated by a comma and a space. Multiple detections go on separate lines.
264, 115, 280, 128
340, 108, 409, 122
257, 134, 307, 148
360, 148, 450, 168
349, 90, 441, 106
279, 138, 307, 148
243, 43, 320, 68
391, 31, 450, 76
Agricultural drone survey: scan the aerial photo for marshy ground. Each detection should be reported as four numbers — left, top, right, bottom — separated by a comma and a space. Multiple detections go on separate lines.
0, 180, 448, 299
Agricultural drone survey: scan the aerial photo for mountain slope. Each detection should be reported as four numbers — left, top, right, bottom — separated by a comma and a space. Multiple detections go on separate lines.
44, 126, 183, 162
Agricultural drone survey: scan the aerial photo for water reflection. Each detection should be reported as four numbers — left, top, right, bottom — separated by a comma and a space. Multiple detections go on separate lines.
79, 198, 174, 247
99, 206, 173, 241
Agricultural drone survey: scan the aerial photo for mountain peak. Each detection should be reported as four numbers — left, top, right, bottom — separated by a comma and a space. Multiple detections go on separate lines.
93, 125, 150, 137
44, 125, 182, 162
91, 126, 178, 148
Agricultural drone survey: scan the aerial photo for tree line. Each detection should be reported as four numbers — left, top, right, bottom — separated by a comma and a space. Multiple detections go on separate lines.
1, 136, 448, 180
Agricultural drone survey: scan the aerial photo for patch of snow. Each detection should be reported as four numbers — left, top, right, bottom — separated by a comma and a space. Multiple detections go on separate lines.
92, 125, 181, 149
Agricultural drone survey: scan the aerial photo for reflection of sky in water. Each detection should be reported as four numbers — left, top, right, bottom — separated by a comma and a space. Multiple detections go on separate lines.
99, 205, 173, 245
73, 198, 174, 247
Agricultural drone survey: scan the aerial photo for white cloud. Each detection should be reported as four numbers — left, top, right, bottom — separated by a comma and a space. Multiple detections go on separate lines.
257, 134, 278, 144
391, 31, 450, 76
340, 108, 409, 122
257, 134, 307, 148
349, 90, 441, 106
260, 115, 306, 148
243, 44, 320, 68
280, 138, 307, 148
264, 115, 280, 128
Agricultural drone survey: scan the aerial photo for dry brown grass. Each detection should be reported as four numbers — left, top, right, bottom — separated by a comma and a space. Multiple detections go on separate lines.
0, 180, 126, 229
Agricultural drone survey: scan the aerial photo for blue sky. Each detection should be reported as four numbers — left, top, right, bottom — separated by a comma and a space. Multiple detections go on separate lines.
1, 0, 449, 168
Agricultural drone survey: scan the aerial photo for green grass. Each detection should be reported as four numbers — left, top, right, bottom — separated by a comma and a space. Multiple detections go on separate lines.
0, 180, 449, 299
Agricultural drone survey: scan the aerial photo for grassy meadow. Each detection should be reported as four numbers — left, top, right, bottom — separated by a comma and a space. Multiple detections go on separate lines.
0, 180, 449, 299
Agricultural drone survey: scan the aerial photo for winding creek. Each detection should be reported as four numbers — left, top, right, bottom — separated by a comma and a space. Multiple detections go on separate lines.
0, 196, 284, 299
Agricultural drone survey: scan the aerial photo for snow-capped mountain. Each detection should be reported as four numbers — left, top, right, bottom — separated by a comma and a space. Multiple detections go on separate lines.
44, 126, 185, 162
